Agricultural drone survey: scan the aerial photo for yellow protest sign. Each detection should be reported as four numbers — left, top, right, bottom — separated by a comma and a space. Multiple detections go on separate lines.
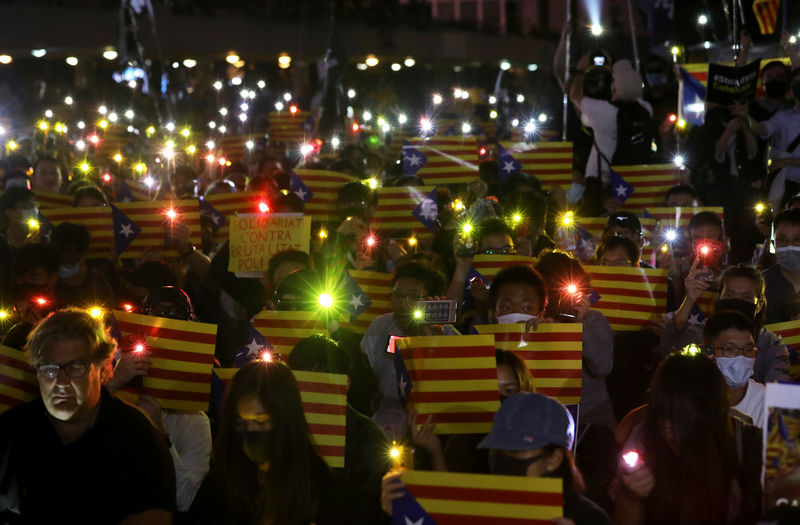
228, 213, 311, 273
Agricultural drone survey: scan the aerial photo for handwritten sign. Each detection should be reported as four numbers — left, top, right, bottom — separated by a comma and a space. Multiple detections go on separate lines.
228, 213, 311, 273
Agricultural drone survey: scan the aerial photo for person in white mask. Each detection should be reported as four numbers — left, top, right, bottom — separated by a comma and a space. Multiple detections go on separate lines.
763, 207, 800, 323
701, 310, 765, 428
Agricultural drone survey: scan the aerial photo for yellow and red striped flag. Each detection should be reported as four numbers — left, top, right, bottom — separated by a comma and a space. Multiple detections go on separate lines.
683, 59, 790, 99
396, 334, 500, 434
583, 265, 669, 331
0, 345, 38, 413
644, 206, 724, 232
32, 188, 72, 209
471, 254, 536, 282
765, 320, 800, 380
269, 110, 313, 143
403, 136, 480, 185
39, 205, 115, 259
217, 134, 261, 163
573, 216, 658, 261
115, 199, 202, 259
95, 132, 134, 161
753, 0, 781, 35
394, 470, 563, 524
373, 185, 437, 238
202, 191, 268, 242
346, 269, 393, 333
292, 168, 359, 222
499, 141, 573, 189
113, 310, 217, 411
212, 367, 348, 468
251, 310, 331, 355
610, 164, 682, 214
475, 324, 582, 404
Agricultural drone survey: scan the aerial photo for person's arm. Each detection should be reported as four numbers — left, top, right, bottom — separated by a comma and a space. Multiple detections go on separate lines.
579, 310, 614, 376
672, 259, 710, 332
781, 30, 800, 70
553, 23, 570, 92
117, 510, 172, 525
735, 30, 752, 67
714, 120, 739, 163
756, 331, 791, 383
732, 103, 769, 137
568, 53, 591, 113
166, 413, 212, 512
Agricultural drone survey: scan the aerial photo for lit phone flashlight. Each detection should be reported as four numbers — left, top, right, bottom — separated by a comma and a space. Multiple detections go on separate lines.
414, 300, 458, 324
622, 450, 641, 470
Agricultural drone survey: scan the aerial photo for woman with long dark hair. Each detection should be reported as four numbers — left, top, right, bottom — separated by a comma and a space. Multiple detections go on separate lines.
186, 361, 355, 524
613, 353, 763, 524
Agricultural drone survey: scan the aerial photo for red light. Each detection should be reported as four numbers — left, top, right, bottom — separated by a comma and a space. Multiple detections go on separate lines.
217, 157, 226, 166
88, 134, 100, 145
366, 235, 376, 247
566, 283, 578, 295
122, 303, 134, 312
34, 296, 48, 306
668, 114, 677, 123
289, 105, 298, 114
134, 344, 145, 353
165, 208, 177, 220
479, 147, 487, 156
258, 201, 269, 213
700, 245, 710, 255
352, 123, 360, 132
102, 173, 111, 182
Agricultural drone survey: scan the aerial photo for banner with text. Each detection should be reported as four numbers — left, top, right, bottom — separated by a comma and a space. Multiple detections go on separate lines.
228, 213, 311, 273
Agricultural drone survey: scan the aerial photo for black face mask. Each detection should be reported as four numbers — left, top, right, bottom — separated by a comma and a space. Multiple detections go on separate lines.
792, 83, 800, 102
488, 450, 548, 477
715, 298, 757, 320
240, 430, 273, 465
764, 80, 788, 99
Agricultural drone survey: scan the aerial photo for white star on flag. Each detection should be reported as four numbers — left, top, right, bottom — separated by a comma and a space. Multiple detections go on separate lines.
212, 214, 222, 225
349, 294, 364, 310
121, 195, 134, 202
502, 161, 516, 173
404, 518, 424, 525
293, 187, 307, 200
407, 154, 422, 167
614, 184, 628, 198
419, 199, 436, 220
687, 312, 702, 326
398, 377, 408, 398
119, 223, 135, 238
245, 338, 263, 356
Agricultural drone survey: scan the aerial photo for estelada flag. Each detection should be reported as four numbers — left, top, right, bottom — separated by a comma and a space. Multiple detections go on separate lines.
395, 334, 500, 434
644, 206, 725, 232
475, 324, 582, 405
39, 205, 115, 259
753, 0, 781, 35
403, 136, 480, 185
32, 188, 71, 209
471, 254, 536, 281
574, 216, 658, 261
251, 310, 330, 355
607, 164, 681, 214
582, 265, 669, 331
203, 191, 270, 242
292, 168, 359, 222
217, 134, 261, 163
764, 320, 800, 380
373, 186, 437, 238
682, 58, 790, 99
113, 310, 217, 411
346, 269, 392, 333
392, 470, 563, 524
0, 345, 38, 413
213, 367, 348, 468
498, 141, 573, 189
115, 199, 202, 259
269, 110, 313, 143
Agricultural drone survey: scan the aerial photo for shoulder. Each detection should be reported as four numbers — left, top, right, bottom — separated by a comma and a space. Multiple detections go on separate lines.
583, 310, 611, 329
635, 98, 654, 115
564, 493, 612, 525
581, 97, 616, 118
758, 328, 785, 348
0, 396, 45, 432
364, 313, 396, 336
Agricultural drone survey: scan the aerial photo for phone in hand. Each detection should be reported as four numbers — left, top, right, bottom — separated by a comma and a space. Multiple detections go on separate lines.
455, 233, 475, 258
693, 239, 722, 284
415, 300, 458, 324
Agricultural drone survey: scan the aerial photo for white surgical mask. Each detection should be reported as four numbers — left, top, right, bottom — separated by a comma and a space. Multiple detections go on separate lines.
57, 263, 81, 279
716, 356, 755, 389
776, 246, 800, 274
496, 313, 536, 324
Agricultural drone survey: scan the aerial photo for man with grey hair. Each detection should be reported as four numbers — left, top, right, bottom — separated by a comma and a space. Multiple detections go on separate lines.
0, 309, 175, 524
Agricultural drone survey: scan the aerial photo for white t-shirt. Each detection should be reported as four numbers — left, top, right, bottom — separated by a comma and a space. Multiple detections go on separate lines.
581, 97, 653, 180
732, 379, 766, 429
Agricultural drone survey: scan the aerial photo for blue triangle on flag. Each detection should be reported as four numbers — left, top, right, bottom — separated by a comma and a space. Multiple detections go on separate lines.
289, 171, 314, 202
642, 209, 654, 219
111, 204, 141, 256
341, 272, 372, 322
391, 488, 437, 525
198, 196, 226, 232
117, 181, 136, 202
393, 351, 413, 406
688, 303, 707, 326
412, 188, 439, 233
609, 168, 634, 203
402, 140, 428, 175
678, 66, 707, 127
37, 212, 54, 244
234, 325, 274, 367
497, 145, 522, 183
589, 288, 602, 306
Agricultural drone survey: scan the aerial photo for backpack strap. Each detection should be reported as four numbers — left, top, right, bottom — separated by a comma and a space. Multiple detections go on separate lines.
787, 130, 800, 154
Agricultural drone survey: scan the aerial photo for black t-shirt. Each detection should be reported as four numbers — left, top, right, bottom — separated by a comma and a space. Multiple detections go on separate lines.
564, 493, 611, 525
0, 389, 175, 523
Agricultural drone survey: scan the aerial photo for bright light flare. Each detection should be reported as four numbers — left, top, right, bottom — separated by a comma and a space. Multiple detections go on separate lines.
461, 122, 472, 134
432, 93, 443, 105
566, 283, 578, 295
165, 208, 177, 221
665, 229, 678, 242
258, 201, 269, 213
590, 24, 603, 36
560, 211, 574, 227
300, 143, 314, 157
622, 450, 640, 469
420, 117, 433, 133
755, 203, 766, 214
318, 293, 333, 308
34, 296, 48, 306
673, 155, 685, 168
27, 218, 39, 230
697, 14, 708, 25
88, 306, 103, 319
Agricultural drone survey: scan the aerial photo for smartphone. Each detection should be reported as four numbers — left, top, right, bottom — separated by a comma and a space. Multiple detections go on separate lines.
416, 300, 458, 324
693, 239, 722, 284
455, 233, 475, 258
592, 55, 606, 67
621, 449, 641, 471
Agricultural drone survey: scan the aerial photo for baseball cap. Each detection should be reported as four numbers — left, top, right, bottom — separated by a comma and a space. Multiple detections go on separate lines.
478, 392, 572, 451
605, 211, 642, 235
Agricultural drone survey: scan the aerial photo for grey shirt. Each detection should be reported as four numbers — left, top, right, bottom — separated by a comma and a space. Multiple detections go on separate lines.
763, 264, 797, 325
576, 310, 616, 429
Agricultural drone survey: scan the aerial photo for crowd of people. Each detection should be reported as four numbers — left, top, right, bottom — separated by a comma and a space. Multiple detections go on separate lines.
2, 27, 800, 525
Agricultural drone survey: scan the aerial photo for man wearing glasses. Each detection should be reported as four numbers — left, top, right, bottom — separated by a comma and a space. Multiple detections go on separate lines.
0, 309, 175, 524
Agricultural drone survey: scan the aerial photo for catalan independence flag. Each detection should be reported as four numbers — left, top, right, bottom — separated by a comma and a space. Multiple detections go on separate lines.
269, 110, 313, 143
292, 168, 359, 222
395, 334, 500, 434
609, 164, 681, 214
644, 206, 725, 232
112, 310, 217, 411
475, 324, 583, 405
202, 191, 268, 242
392, 470, 563, 524
402, 136, 480, 185
764, 320, 800, 380
32, 188, 71, 209
213, 367, 348, 468
39, 205, 114, 259
0, 345, 38, 413
582, 265, 669, 331
217, 134, 261, 163
471, 254, 536, 281
498, 141, 573, 189
683, 58, 790, 99
753, 0, 781, 35
373, 186, 438, 238
251, 310, 331, 355
115, 200, 202, 259
346, 269, 393, 333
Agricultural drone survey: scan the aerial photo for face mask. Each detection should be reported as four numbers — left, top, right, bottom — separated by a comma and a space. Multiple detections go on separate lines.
764, 80, 788, 99
645, 72, 666, 87
240, 431, 273, 465
496, 313, 536, 324
715, 298, 757, 320
57, 263, 81, 279
716, 356, 755, 389
21, 207, 39, 225
792, 83, 800, 101
776, 245, 800, 274
488, 450, 548, 477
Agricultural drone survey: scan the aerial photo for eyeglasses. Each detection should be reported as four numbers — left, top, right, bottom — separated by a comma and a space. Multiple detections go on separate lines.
36, 359, 91, 380
706, 344, 757, 358
477, 246, 517, 255
775, 236, 800, 248
390, 290, 425, 303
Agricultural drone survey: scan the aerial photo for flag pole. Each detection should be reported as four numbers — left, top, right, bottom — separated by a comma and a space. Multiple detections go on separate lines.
561, 0, 573, 141
626, 0, 641, 72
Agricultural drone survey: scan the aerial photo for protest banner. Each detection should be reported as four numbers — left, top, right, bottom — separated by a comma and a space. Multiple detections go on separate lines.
228, 213, 311, 273
764, 383, 800, 517
706, 60, 761, 105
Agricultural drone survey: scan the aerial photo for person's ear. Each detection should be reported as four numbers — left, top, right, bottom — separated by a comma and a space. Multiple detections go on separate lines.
543, 448, 564, 474
99, 359, 113, 384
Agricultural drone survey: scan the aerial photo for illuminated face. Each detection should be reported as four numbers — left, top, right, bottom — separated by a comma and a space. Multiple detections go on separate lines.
32, 161, 61, 193
710, 328, 756, 360
235, 394, 273, 432
720, 276, 759, 309
603, 225, 640, 245
497, 364, 520, 398
774, 222, 800, 248
665, 192, 697, 207
479, 233, 515, 255
689, 224, 723, 245
37, 338, 105, 423
390, 278, 427, 322
75, 195, 105, 208
494, 283, 542, 318
599, 245, 635, 267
